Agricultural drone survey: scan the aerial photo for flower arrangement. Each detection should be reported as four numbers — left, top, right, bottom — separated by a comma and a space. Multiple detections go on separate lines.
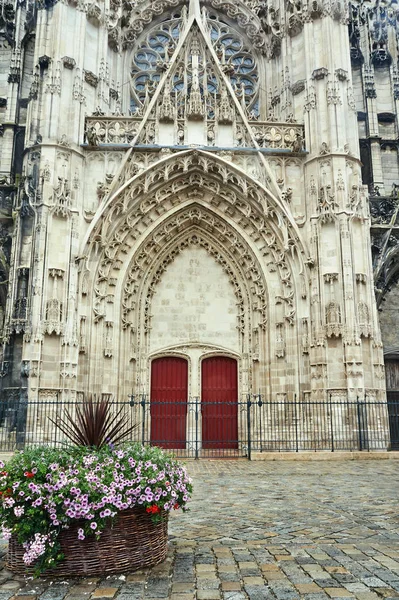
0, 395, 193, 575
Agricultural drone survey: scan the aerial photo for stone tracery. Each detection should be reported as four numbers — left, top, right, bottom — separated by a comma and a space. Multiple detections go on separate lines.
130, 9, 259, 116
83, 151, 308, 335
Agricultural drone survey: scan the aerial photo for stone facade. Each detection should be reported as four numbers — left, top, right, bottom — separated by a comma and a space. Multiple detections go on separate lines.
0, 0, 398, 445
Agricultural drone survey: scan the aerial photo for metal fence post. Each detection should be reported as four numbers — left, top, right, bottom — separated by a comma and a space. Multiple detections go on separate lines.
294, 393, 299, 452
329, 393, 334, 452
247, 394, 252, 460
195, 397, 199, 460
140, 394, 146, 445
357, 396, 363, 451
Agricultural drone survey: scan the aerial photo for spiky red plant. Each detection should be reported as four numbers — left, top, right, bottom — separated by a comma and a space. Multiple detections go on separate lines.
50, 394, 137, 448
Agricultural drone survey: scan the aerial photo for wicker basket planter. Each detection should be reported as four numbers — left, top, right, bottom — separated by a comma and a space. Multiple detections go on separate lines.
7, 508, 168, 577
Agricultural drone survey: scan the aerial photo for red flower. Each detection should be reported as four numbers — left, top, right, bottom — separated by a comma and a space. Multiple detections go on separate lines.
0, 471, 7, 477
146, 504, 160, 514
24, 471, 34, 478
173, 503, 179, 510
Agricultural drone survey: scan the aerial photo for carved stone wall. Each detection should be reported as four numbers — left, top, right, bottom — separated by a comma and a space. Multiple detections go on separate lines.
348, 0, 399, 376
0, 0, 390, 448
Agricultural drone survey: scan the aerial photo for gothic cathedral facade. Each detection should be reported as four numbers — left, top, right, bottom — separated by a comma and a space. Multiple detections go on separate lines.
0, 0, 399, 447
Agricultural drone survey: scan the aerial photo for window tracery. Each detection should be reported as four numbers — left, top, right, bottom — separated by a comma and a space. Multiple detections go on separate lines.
130, 10, 259, 118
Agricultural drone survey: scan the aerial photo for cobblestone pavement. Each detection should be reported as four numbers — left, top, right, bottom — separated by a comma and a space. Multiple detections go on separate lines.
0, 459, 398, 600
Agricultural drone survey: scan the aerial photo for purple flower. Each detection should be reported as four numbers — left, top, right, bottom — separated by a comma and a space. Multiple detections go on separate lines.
90, 522, 97, 530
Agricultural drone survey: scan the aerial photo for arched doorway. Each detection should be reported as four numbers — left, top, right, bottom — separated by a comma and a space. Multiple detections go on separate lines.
201, 356, 238, 449
150, 356, 188, 449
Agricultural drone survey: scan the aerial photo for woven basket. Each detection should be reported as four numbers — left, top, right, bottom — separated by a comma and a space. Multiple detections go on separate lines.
7, 508, 168, 576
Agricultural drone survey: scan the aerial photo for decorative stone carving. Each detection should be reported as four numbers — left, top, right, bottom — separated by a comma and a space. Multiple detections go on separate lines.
104, 321, 113, 357
324, 273, 338, 284
335, 68, 348, 81
325, 301, 342, 338
84, 70, 99, 87
304, 86, 316, 111
44, 299, 63, 335
275, 323, 285, 358
312, 68, 328, 80
326, 80, 341, 105
62, 56, 76, 69
51, 177, 71, 217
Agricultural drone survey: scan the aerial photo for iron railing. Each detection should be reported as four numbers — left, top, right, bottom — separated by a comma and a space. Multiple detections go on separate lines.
0, 395, 397, 457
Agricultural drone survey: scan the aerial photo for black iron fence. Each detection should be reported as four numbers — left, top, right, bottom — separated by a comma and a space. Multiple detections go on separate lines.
0, 395, 397, 457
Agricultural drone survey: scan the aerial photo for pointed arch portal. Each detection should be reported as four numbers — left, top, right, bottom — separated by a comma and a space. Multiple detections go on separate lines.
79, 148, 310, 406
150, 356, 188, 449
201, 356, 238, 449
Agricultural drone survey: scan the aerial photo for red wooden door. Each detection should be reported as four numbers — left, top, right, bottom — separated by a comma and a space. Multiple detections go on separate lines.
201, 356, 238, 449
150, 357, 188, 449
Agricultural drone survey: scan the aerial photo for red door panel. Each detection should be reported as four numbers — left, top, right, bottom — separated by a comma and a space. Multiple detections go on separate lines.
201, 356, 238, 449
151, 357, 188, 449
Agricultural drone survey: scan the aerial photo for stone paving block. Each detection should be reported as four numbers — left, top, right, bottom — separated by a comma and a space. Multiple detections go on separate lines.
220, 581, 241, 592
243, 577, 265, 586
222, 593, 247, 600
265, 572, 289, 581
197, 579, 221, 590
145, 577, 170, 597
261, 564, 280, 572
216, 559, 236, 566
37, 591, 69, 600
0, 585, 21, 592
197, 573, 219, 582
219, 572, 241, 583
196, 591, 221, 600
343, 583, 370, 593
172, 583, 195, 593
90, 589, 118, 599
324, 588, 355, 598
333, 575, 358, 584
315, 579, 342, 588
374, 588, 399, 598
361, 577, 389, 588
67, 584, 97, 595
116, 583, 146, 600
244, 588, 274, 600
197, 565, 217, 572
295, 583, 322, 593
238, 562, 257, 569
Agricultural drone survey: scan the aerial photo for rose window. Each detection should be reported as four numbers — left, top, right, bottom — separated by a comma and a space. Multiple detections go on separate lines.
130, 10, 259, 117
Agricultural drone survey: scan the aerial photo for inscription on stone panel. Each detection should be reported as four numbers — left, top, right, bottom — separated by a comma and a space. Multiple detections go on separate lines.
149, 247, 239, 352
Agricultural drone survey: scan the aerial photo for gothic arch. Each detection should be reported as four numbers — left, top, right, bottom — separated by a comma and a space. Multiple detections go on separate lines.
78, 150, 311, 399
129, 220, 265, 395
83, 150, 309, 255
